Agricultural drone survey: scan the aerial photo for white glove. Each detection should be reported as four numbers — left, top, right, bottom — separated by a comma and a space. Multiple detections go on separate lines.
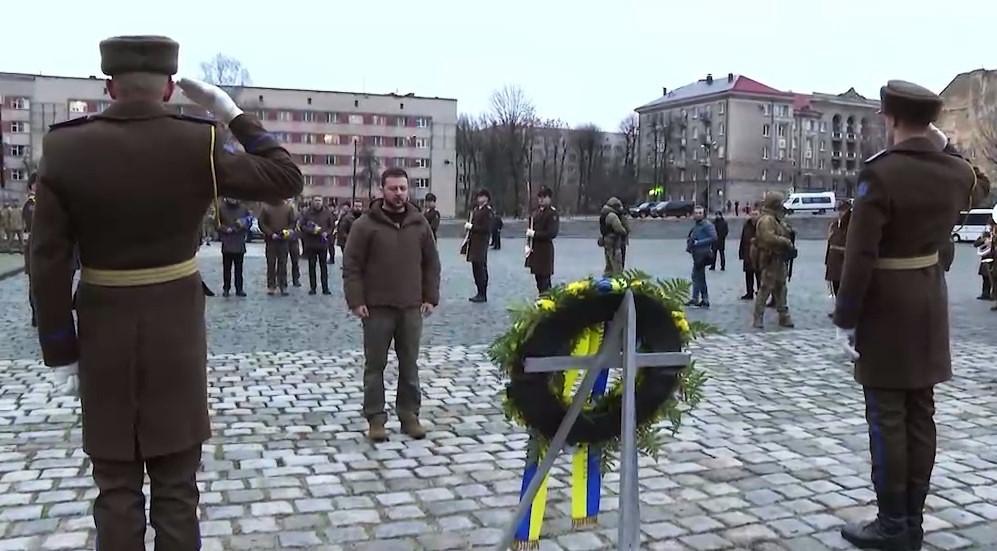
526, 229, 535, 238
53, 362, 79, 396
927, 123, 948, 150
836, 328, 859, 360
177, 78, 244, 124
464, 222, 473, 230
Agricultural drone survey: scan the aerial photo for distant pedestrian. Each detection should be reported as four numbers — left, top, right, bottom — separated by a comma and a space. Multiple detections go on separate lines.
709, 211, 728, 271
327, 200, 338, 265
734, 201, 740, 217
726, 200, 733, 214
343, 167, 440, 443
686, 206, 717, 308
739, 206, 760, 299
599, 197, 629, 276
491, 214, 503, 250
299, 196, 335, 295
824, 200, 852, 301
423, 193, 441, 240
23, 175, 37, 326
260, 199, 297, 296
337, 201, 362, 263
217, 198, 251, 297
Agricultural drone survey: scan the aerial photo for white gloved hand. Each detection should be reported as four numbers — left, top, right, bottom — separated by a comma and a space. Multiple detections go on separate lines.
464, 222, 473, 231
836, 328, 859, 360
53, 362, 79, 396
927, 123, 949, 150
526, 229, 536, 238
176, 78, 244, 124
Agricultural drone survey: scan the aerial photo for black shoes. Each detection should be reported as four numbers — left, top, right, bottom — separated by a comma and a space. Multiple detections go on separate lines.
322, 289, 332, 296
740, 293, 754, 301
469, 295, 487, 303
235, 291, 246, 297
840, 493, 909, 551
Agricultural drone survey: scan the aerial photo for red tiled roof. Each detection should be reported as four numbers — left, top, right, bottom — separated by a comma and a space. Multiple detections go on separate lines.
731, 75, 792, 96
792, 93, 813, 110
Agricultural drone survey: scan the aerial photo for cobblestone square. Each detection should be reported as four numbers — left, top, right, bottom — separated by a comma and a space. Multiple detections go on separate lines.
0, 238, 994, 549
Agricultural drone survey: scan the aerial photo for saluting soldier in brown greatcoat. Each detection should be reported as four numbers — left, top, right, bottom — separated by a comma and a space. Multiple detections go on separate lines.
833, 80, 989, 551
525, 186, 559, 294
30, 36, 302, 550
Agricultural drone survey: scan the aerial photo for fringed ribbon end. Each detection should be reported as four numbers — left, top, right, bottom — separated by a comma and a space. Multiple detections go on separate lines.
512, 540, 541, 551
571, 516, 599, 529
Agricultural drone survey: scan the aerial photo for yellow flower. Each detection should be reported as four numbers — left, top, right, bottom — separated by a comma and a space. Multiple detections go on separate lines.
630, 280, 644, 289
611, 278, 626, 291
535, 298, 555, 311
671, 310, 686, 321
565, 280, 590, 296
677, 319, 691, 334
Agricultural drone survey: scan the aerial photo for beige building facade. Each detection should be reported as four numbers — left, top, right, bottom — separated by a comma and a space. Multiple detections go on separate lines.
936, 68, 997, 187
1, 72, 459, 216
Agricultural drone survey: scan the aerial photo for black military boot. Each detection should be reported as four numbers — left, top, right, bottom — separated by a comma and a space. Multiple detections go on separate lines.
906, 487, 929, 550
841, 492, 909, 551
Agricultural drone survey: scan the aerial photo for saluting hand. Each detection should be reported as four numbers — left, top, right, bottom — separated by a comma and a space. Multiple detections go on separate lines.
53, 362, 79, 397
177, 78, 244, 124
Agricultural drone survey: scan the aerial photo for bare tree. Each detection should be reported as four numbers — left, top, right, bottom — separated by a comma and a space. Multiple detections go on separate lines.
357, 146, 380, 201
620, 114, 639, 171
488, 85, 536, 217
200, 54, 252, 101
573, 124, 600, 212
980, 108, 997, 168
456, 114, 484, 214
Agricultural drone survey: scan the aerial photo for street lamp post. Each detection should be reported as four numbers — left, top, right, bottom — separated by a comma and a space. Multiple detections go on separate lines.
351, 137, 358, 203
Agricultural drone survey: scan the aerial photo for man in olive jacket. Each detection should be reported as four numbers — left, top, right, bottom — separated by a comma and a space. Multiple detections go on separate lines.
343, 167, 441, 443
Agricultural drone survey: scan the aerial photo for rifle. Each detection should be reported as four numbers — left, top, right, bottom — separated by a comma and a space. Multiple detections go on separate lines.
524, 179, 533, 267
787, 228, 797, 281
459, 208, 472, 256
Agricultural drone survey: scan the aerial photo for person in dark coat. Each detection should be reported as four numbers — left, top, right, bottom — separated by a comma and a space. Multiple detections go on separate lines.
23, 175, 37, 326
29, 36, 302, 550
299, 196, 336, 295
738, 206, 759, 299
973, 220, 995, 300
336, 201, 362, 261
709, 211, 729, 271
834, 80, 990, 551
326, 200, 338, 265
526, 186, 559, 293
217, 198, 251, 297
491, 213, 504, 250
464, 189, 493, 302
423, 193, 441, 240
825, 200, 852, 298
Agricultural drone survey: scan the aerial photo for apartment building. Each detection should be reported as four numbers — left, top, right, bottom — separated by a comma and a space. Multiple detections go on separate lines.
0, 72, 459, 216
635, 73, 885, 210
936, 68, 997, 187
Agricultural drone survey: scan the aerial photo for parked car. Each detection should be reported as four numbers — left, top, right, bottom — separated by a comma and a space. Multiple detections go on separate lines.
951, 208, 996, 243
652, 200, 696, 218
783, 192, 835, 215
630, 201, 660, 218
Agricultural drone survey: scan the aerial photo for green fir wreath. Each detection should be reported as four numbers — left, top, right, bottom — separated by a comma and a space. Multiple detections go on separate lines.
489, 271, 712, 469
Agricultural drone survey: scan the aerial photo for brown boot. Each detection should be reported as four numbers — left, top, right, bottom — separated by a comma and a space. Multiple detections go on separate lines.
367, 417, 388, 443
778, 314, 795, 328
399, 415, 427, 440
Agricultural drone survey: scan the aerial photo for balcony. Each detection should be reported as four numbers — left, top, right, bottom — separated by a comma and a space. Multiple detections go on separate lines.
846, 152, 857, 159
846, 133, 857, 141
831, 132, 843, 140
832, 151, 843, 159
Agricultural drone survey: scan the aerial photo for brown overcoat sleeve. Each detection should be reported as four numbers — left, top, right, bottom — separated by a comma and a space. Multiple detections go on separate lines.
215, 114, 303, 202
30, 153, 78, 367
834, 170, 889, 329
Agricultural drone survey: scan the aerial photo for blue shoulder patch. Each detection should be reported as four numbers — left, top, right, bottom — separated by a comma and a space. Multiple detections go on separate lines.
49, 116, 93, 131
856, 181, 871, 199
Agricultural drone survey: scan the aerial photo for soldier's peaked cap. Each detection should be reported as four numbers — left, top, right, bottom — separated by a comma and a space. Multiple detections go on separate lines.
880, 80, 942, 125
100, 35, 179, 76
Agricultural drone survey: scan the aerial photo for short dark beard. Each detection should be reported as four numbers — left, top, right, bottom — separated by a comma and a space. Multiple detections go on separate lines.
382, 199, 405, 213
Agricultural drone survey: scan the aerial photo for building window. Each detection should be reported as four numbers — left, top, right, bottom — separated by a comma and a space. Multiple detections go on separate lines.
819, 159, 825, 169
415, 158, 430, 168
9, 97, 29, 110
396, 116, 407, 127
349, 114, 364, 125
803, 158, 812, 168
301, 111, 315, 122
777, 171, 784, 181
325, 155, 337, 165
9, 121, 27, 133
717, 167, 724, 180
807, 120, 815, 131
718, 145, 725, 158
762, 124, 770, 137
369, 136, 383, 147
761, 169, 768, 181
778, 105, 789, 117
820, 121, 827, 132
413, 178, 430, 189
415, 137, 429, 149
393, 137, 407, 147
10, 169, 27, 181
304, 134, 317, 144
691, 171, 697, 182
762, 146, 770, 160
778, 148, 786, 160
718, 123, 725, 136
303, 175, 314, 186
415, 117, 430, 128
777, 124, 786, 137
679, 171, 685, 182
69, 100, 88, 113
301, 154, 314, 165
371, 115, 386, 126
718, 102, 725, 114
692, 127, 699, 140
323, 112, 335, 123
256, 110, 268, 120
9, 145, 27, 157
323, 134, 337, 145
762, 103, 771, 115
278, 111, 292, 121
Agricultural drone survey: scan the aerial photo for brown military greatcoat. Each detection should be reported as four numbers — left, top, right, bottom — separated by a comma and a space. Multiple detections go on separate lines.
527, 206, 559, 276
824, 210, 850, 283
833, 137, 987, 389
31, 101, 302, 460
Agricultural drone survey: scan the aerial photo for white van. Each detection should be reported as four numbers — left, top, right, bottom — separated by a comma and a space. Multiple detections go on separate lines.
783, 192, 835, 214
951, 209, 994, 243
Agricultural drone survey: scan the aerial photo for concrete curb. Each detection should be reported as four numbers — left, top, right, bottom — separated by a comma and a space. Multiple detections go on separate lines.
0, 266, 25, 282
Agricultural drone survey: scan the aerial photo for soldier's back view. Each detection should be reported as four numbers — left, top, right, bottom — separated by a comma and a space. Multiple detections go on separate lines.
30, 36, 302, 549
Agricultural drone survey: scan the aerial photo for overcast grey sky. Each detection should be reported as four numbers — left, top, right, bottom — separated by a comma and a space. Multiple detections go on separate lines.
8, 0, 994, 129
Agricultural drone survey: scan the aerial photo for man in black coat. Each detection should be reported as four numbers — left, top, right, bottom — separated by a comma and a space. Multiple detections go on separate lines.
710, 211, 729, 271
739, 206, 759, 299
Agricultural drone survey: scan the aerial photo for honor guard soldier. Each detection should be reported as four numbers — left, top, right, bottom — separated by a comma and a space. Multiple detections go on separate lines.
525, 186, 559, 293
833, 80, 989, 551
464, 189, 493, 302
30, 36, 302, 550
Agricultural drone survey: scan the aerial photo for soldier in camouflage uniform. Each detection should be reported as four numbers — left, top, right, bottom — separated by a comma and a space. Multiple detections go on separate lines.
751, 192, 796, 329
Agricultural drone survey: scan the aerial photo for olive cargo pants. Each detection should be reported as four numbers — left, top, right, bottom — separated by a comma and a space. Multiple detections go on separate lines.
362, 307, 423, 422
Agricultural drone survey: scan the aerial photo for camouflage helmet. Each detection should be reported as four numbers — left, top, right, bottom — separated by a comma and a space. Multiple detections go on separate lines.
762, 191, 785, 211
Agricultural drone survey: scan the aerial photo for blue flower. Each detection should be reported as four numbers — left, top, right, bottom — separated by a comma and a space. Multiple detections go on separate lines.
595, 278, 614, 294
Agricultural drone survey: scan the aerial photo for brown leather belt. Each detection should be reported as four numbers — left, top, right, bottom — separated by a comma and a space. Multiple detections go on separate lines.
873, 252, 938, 270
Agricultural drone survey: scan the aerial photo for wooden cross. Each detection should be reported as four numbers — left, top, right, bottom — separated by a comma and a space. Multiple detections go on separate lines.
497, 290, 692, 550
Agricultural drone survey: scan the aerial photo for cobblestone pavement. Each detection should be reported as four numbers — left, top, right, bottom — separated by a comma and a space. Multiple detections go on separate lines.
0, 239, 994, 549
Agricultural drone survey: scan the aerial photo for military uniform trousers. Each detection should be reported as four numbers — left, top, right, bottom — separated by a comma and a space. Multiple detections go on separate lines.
754, 259, 789, 318
92, 443, 202, 551
535, 274, 552, 294
862, 387, 936, 506
264, 240, 290, 290
362, 307, 423, 422
471, 261, 488, 296
304, 246, 329, 292
289, 239, 301, 285
603, 241, 625, 276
